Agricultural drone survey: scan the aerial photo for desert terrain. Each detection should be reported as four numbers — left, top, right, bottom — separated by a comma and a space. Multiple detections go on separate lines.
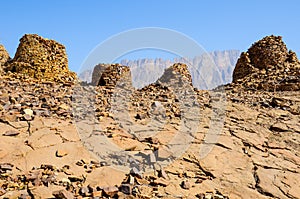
0, 34, 299, 199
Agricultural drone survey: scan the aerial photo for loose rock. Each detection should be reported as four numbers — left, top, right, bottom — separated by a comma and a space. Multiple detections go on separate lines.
2, 130, 20, 136
102, 186, 119, 197
181, 180, 191, 189
56, 149, 68, 157
52, 189, 74, 199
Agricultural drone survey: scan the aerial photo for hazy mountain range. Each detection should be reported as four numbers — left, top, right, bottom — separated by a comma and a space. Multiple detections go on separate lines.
79, 50, 240, 89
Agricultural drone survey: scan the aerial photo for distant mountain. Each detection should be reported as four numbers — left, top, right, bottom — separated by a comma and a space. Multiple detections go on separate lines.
79, 50, 240, 89
78, 69, 93, 84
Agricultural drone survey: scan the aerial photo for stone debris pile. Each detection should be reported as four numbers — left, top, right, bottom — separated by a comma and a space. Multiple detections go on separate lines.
5, 34, 76, 82
232, 35, 300, 91
0, 161, 229, 198
130, 83, 181, 121
116, 165, 228, 199
225, 83, 300, 116
0, 75, 74, 123
158, 63, 193, 85
129, 63, 199, 121
89, 63, 202, 122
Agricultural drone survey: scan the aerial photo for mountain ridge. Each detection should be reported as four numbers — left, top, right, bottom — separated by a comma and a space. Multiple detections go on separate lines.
79, 49, 240, 89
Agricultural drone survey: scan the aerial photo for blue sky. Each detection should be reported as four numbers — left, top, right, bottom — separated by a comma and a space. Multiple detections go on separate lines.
1, 1, 299, 72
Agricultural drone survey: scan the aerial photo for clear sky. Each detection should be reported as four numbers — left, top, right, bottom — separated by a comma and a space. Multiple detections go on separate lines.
1, 0, 299, 72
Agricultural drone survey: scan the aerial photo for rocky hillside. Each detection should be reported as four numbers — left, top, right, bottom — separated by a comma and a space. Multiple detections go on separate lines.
79, 50, 240, 88
0, 35, 299, 199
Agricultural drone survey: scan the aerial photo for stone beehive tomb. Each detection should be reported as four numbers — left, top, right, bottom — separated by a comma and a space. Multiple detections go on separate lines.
233, 35, 299, 82
7, 34, 75, 82
93, 63, 131, 87
0, 44, 10, 73
232, 35, 300, 91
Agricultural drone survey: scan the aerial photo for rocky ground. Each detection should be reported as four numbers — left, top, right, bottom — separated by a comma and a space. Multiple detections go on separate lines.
0, 34, 299, 199
0, 71, 299, 199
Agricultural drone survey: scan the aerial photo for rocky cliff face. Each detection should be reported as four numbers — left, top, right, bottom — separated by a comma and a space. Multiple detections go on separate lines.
6, 34, 76, 82
233, 35, 300, 91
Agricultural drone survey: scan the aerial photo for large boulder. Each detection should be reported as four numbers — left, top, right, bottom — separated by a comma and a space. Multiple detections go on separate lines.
7, 34, 76, 82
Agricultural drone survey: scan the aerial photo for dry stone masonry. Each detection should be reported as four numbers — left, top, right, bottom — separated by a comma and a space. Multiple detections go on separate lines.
233, 35, 300, 91
0, 44, 10, 74
96, 64, 131, 87
6, 34, 76, 82
247, 35, 288, 69
91, 63, 110, 85
158, 63, 192, 85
